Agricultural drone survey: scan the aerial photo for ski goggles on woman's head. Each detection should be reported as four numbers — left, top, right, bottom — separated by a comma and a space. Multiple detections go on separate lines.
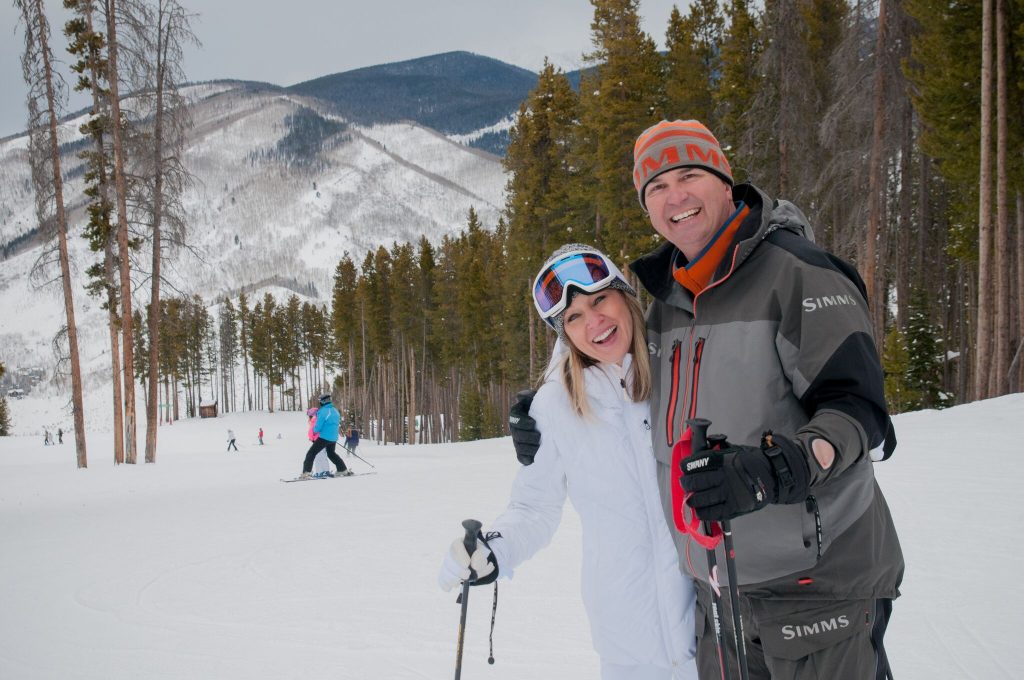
532, 249, 628, 325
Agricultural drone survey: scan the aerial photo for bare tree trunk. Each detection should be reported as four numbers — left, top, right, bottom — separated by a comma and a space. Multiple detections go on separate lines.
242, 314, 251, 411
18, 0, 89, 467
975, 0, 994, 400
267, 357, 274, 412
106, 245, 125, 464
74, 0, 124, 464
917, 155, 932, 287
895, 107, 914, 331
408, 345, 416, 444
1017, 193, 1024, 391
105, 0, 138, 461
864, 0, 890, 347
993, 0, 1010, 396
146, 1, 169, 464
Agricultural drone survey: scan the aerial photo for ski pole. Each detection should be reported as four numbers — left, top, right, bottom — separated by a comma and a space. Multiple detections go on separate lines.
344, 445, 375, 468
689, 418, 750, 680
454, 518, 482, 680
687, 418, 731, 680
720, 516, 750, 680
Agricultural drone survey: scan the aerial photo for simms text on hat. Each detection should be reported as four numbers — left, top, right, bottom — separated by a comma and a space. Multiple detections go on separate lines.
632, 120, 733, 209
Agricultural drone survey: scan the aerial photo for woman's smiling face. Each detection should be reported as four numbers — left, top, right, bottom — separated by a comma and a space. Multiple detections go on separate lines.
562, 288, 634, 366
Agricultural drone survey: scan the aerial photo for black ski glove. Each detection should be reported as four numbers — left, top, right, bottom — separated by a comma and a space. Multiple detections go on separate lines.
509, 389, 541, 465
680, 432, 812, 522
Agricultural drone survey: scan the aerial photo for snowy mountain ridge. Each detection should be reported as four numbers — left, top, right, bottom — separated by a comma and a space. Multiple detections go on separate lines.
0, 79, 507, 395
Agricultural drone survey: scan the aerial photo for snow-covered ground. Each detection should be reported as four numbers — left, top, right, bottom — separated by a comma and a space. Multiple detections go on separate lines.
0, 394, 1022, 679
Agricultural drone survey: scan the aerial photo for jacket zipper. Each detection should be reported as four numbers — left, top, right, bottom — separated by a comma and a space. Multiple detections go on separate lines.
687, 337, 705, 421
665, 340, 681, 446
805, 495, 822, 559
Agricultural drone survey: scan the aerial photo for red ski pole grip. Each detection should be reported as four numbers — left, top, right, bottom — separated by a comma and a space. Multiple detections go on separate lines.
672, 419, 722, 550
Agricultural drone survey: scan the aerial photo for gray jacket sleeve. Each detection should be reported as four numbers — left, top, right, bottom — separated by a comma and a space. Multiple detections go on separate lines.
773, 246, 889, 485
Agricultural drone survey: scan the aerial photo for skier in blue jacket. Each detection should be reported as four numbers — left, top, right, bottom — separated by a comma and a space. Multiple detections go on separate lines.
300, 394, 352, 478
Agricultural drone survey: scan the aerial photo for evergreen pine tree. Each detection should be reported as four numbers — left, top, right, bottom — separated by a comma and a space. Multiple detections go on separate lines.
365, 246, 394, 359
904, 0, 983, 255
389, 242, 420, 356
503, 61, 580, 379
278, 295, 303, 409
905, 287, 951, 409
237, 292, 252, 411
416, 237, 438, 370
664, 0, 722, 126
882, 325, 918, 414
580, 0, 665, 263
330, 254, 360, 390
133, 308, 147, 393
714, 0, 761, 179
219, 298, 238, 412
458, 384, 484, 442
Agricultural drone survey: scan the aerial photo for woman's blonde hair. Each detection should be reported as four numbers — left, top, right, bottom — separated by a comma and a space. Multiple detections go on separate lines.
553, 290, 652, 417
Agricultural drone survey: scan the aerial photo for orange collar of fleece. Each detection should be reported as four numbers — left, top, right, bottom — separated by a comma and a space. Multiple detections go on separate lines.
672, 202, 749, 296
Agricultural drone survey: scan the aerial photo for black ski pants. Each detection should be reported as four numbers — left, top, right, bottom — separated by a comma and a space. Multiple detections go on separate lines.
694, 581, 894, 680
302, 438, 347, 473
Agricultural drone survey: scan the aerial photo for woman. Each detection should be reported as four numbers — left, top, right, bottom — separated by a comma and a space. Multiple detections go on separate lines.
438, 244, 697, 680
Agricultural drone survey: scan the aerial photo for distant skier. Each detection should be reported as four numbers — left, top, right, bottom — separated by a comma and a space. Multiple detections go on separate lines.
57, 428, 63, 444
43, 428, 52, 446
306, 408, 330, 477
226, 429, 238, 451
258, 427, 264, 445
300, 394, 351, 479
343, 425, 360, 455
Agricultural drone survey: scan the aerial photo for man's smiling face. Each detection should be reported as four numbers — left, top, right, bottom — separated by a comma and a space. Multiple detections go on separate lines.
643, 167, 734, 261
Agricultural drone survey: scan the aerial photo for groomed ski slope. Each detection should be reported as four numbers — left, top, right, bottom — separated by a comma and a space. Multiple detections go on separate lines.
0, 394, 1022, 679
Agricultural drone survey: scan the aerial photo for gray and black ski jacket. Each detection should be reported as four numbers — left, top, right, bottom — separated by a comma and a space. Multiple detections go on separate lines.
630, 183, 904, 602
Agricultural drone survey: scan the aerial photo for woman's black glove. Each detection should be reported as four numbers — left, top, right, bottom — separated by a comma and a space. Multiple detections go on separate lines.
508, 389, 540, 465
680, 432, 811, 522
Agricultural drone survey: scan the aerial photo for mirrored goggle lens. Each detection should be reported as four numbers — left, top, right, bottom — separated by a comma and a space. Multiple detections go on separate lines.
533, 253, 613, 314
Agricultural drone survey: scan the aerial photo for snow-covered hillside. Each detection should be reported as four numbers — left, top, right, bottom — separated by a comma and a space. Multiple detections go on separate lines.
0, 394, 1021, 679
0, 81, 507, 397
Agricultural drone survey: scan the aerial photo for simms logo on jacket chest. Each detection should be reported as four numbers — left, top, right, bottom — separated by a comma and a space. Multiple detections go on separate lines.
802, 294, 859, 313
781, 615, 850, 640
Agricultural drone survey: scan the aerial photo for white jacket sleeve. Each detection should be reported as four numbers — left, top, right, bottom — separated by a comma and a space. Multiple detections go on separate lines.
488, 426, 567, 580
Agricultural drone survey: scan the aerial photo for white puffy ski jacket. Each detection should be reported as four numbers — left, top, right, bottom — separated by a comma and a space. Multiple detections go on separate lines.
489, 354, 697, 672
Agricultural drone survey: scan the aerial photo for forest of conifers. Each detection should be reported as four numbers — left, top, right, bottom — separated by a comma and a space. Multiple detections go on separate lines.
14, 0, 1024, 462
247, 0, 1020, 444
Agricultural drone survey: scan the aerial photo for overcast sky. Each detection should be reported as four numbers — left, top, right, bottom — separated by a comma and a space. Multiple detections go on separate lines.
0, 0, 687, 139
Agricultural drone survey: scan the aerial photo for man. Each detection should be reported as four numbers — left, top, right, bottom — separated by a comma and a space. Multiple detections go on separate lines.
226, 429, 238, 451
300, 394, 352, 478
511, 120, 903, 679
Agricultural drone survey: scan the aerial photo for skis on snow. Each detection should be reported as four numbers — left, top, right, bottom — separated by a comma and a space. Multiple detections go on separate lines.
280, 472, 377, 483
